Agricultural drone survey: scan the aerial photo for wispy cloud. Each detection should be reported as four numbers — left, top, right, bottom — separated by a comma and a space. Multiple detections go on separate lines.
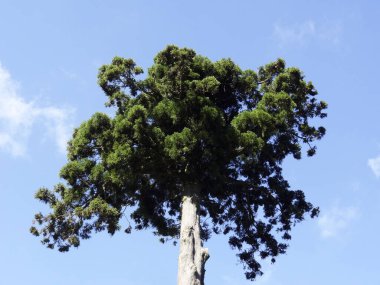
221, 263, 280, 285
60, 67, 79, 80
318, 206, 359, 238
0, 63, 74, 156
221, 271, 274, 285
254, 269, 274, 285
273, 20, 342, 47
368, 155, 380, 177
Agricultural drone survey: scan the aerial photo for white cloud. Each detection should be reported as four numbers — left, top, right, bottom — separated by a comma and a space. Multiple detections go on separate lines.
221, 262, 281, 285
273, 20, 342, 47
221, 271, 275, 285
368, 155, 380, 177
60, 67, 79, 80
318, 206, 358, 238
254, 269, 274, 285
0, 63, 73, 156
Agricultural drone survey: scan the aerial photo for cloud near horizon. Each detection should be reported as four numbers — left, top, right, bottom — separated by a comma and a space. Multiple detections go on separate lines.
0, 63, 73, 156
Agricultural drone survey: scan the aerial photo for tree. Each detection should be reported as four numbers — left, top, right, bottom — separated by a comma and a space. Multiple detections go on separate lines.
31, 45, 327, 284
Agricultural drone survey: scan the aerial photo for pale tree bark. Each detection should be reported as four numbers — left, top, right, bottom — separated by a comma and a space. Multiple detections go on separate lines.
177, 184, 209, 285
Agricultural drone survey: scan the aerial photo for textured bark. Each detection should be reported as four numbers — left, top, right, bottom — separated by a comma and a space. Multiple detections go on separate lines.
177, 185, 209, 285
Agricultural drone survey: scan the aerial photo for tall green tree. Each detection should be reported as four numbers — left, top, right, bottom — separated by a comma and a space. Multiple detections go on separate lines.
31, 46, 326, 284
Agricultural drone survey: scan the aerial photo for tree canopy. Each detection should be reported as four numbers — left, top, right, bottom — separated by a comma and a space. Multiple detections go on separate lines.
31, 45, 327, 280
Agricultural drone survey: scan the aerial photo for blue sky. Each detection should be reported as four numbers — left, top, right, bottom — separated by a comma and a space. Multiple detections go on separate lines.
1, 0, 380, 284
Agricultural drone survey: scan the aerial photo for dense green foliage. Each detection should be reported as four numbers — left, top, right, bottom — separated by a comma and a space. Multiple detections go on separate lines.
31, 46, 326, 280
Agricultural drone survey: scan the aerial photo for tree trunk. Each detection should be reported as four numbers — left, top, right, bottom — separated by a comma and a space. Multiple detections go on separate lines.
177, 184, 209, 285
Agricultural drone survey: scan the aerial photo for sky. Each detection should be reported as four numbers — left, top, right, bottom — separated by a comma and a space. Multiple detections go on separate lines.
1, 0, 380, 284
